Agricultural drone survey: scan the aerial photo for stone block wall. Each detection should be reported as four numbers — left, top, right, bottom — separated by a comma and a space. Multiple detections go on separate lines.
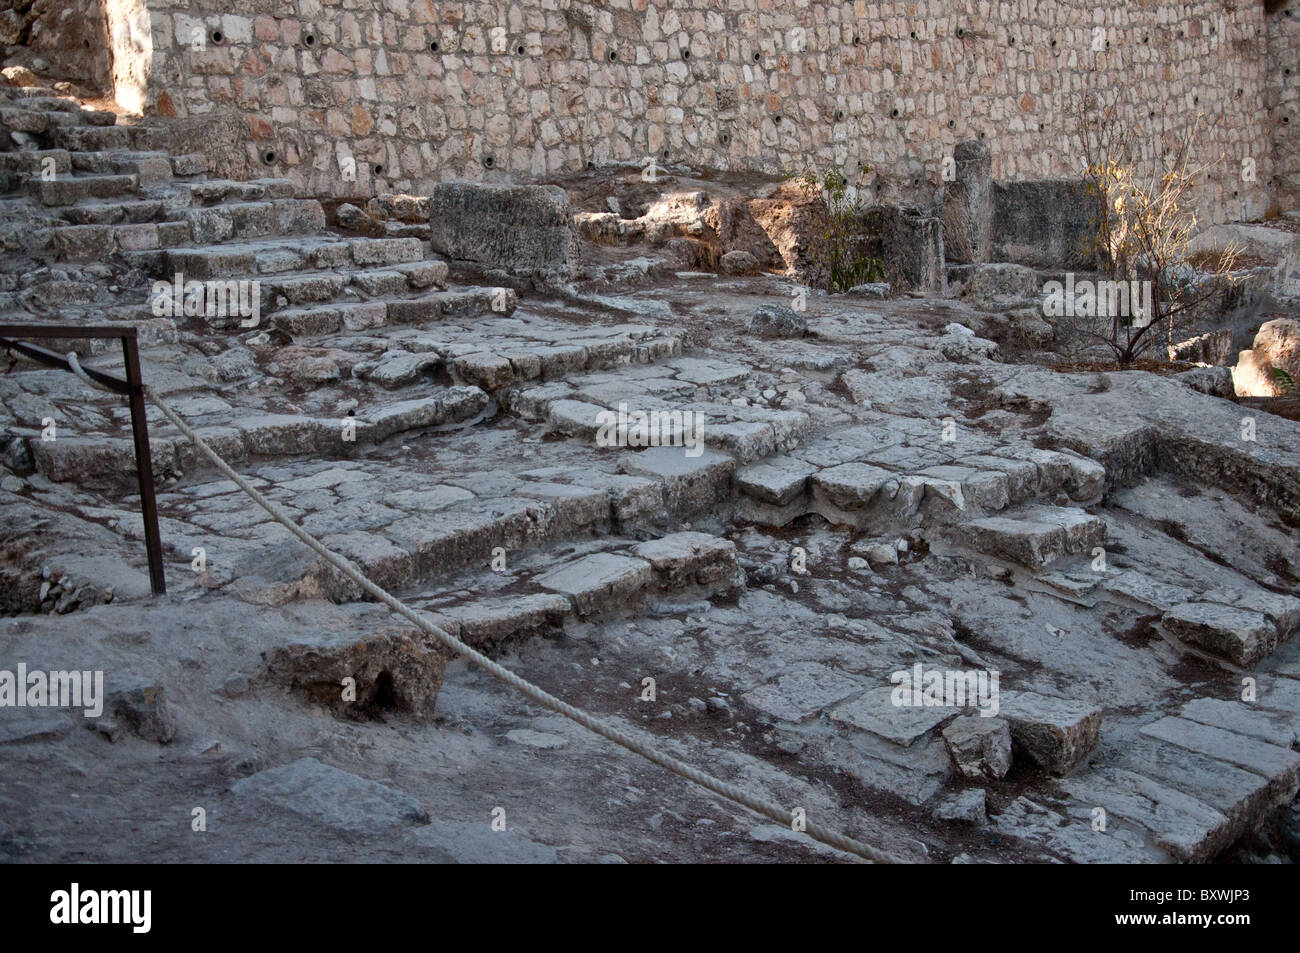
122, 1, 1294, 219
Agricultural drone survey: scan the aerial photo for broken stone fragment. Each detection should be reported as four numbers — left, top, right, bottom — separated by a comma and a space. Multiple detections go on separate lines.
632, 531, 738, 589
1161, 601, 1277, 667
105, 678, 177, 744
261, 625, 446, 717
749, 303, 807, 339
934, 788, 987, 826
719, 250, 759, 275
941, 714, 1013, 780
998, 690, 1102, 776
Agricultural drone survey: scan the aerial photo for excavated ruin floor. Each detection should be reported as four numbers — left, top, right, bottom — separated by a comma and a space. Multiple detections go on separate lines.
2, 91, 1300, 864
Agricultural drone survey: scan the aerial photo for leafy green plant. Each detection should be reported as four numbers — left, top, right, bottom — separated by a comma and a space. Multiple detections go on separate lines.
796, 167, 884, 292
1272, 367, 1295, 395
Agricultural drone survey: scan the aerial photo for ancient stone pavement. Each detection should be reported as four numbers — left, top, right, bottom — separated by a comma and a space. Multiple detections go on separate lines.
1, 89, 1299, 863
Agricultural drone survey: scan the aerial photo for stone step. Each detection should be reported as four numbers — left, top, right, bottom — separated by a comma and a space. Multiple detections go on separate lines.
71, 150, 173, 187
27, 387, 493, 491
957, 505, 1106, 569
1110, 731, 1299, 859
155, 234, 419, 283
170, 154, 208, 177
187, 178, 295, 204
406, 531, 739, 654
0, 149, 70, 176
732, 429, 1106, 531
122, 442, 737, 603
50, 200, 328, 260
32, 172, 138, 206
58, 197, 168, 226
1058, 766, 1235, 863
1160, 600, 1292, 667
348, 322, 677, 392
46, 124, 167, 153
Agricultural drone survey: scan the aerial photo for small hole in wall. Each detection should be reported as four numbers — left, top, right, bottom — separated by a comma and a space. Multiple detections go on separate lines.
261, 149, 277, 165
955, 27, 965, 38
947, 119, 955, 128
1193, 96, 1199, 104
373, 164, 383, 176
1285, 116, 1292, 125
834, 109, 845, 121
83, 39, 91, 49
608, 50, 618, 61
753, 51, 762, 61
853, 36, 861, 45
719, 132, 730, 145
304, 33, 316, 48
909, 31, 917, 40
586, 160, 594, 169
1143, 36, 1150, 44
978, 130, 986, 139
210, 30, 224, 45
517, 45, 525, 55
891, 107, 900, 118
1050, 39, 1057, 48
484, 156, 494, 168
682, 48, 691, 60
1008, 36, 1016, 46
429, 40, 439, 52
773, 115, 782, 123
1237, 88, 1244, 97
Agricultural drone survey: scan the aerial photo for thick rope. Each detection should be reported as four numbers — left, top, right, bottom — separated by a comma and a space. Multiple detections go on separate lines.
143, 385, 898, 863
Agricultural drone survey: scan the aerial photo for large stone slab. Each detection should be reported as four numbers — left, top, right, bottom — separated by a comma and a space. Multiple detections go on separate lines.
232, 758, 430, 833
426, 182, 578, 283
830, 685, 958, 746
534, 552, 652, 616
1059, 767, 1230, 863
1140, 716, 1300, 784
998, 690, 1102, 775
1162, 602, 1277, 667
742, 662, 865, 724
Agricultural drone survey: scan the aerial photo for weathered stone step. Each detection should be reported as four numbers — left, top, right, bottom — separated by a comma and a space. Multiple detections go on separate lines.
410, 532, 739, 655
1058, 766, 1234, 863
156, 234, 422, 283
348, 324, 677, 393
1110, 732, 1298, 858
31, 172, 138, 206
71, 150, 173, 186
0, 149, 70, 176
1160, 600, 1295, 668
28, 385, 493, 492
957, 505, 1106, 569
47, 124, 167, 153
59, 197, 168, 226
732, 429, 1107, 532
187, 178, 295, 204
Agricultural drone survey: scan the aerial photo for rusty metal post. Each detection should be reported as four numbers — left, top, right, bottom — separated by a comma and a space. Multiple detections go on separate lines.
0, 324, 167, 596
120, 331, 167, 595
